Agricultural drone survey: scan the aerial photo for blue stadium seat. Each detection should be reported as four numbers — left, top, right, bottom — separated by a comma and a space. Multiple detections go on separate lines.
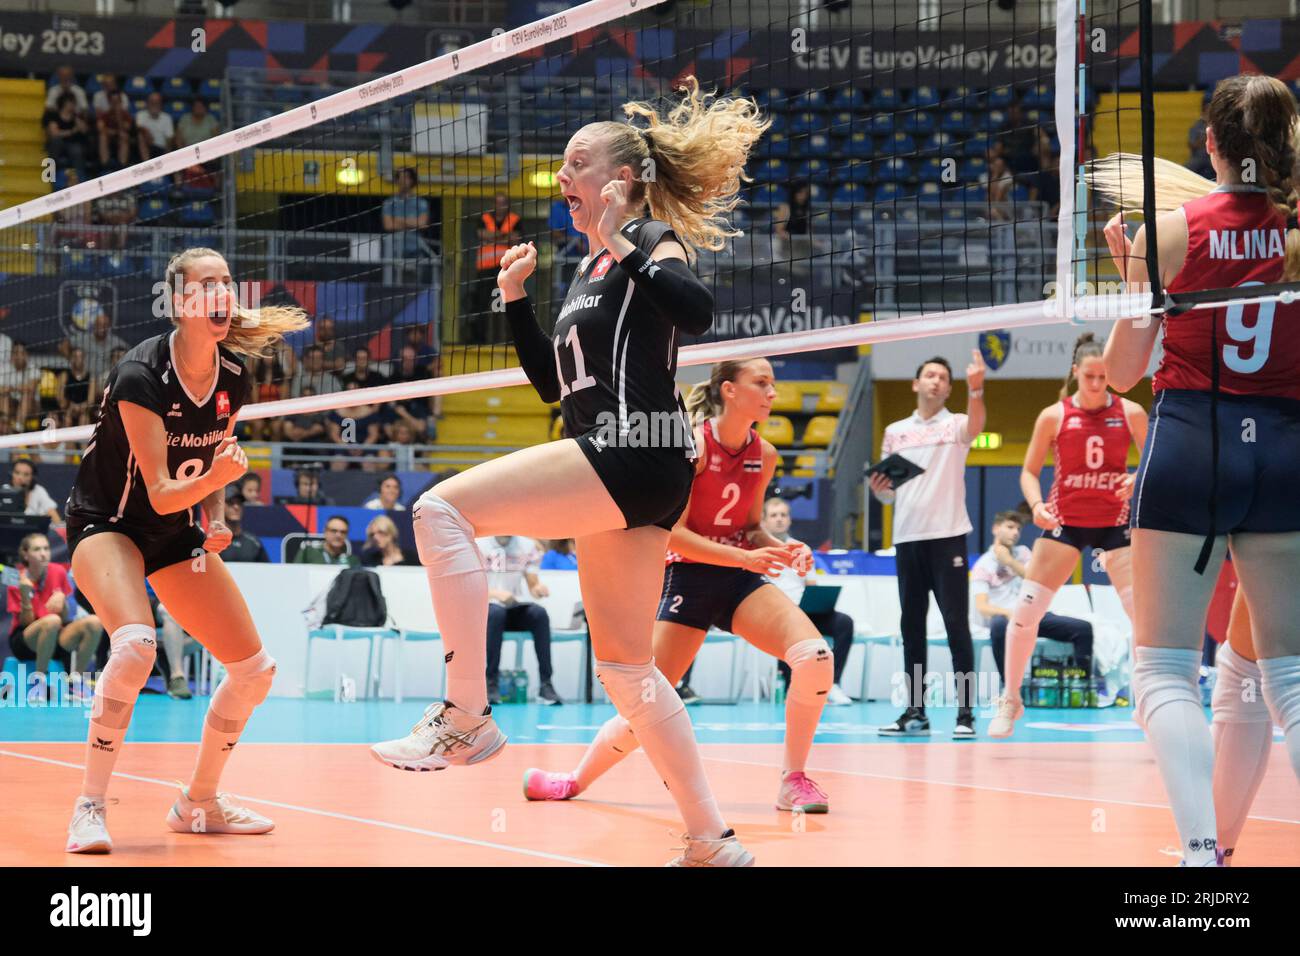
807, 183, 829, 205
753, 158, 789, 184
64, 250, 96, 278
963, 184, 989, 203
988, 85, 1014, 109
208, 104, 222, 122
844, 132, 872, 157
832, 182, 867, 205
795, 89, 828, 111
139, 197, 171, 222
180, 181, 215, 201
922, 131, 955, 155
795, 158, 830, 180
903, 111, 936, 135
132, 98, 148, 113
163, 77, 193, 98
101, 252, 134, 277
138, 177, 169, 198
125, 76, 152, 97
84, 76, 102, 97
829, 111, 855, 136
963, 156, 989, 180
917, 182, 944, 204
871, 87, 900, 109
167, 100, 189, 120
985, 109, 1008, 132
940, 110, 971, 134
845, 159, 871, 183
950, 85, 983, 109
963, 133, 992, 157
831, 88, 865, 110
754, 87, 786, 110
179, 201, 216, 227
1009, 184, 1031, 202
789, 112, 821, 135
869, 113, 893, 136
1024, 82, 1052, 107
180, 234, 219, 251
873, 182, 901, 202
879, 132, 916, 156
943, 206, 967, 222
199, 78, 222, 101
765, 111, 787, 134
1025, 108, 1045, 127
764, 132, 791, 157
874, 157, 911, 182
912, 86, 941, 109
918, 157, 947, 182
273, 84, 304, 104
801, 133, 832, 158
750, 184, 787, 208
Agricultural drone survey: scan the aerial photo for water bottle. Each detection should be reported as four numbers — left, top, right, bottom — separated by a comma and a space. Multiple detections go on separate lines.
1063, 659, 1087, 709
1199, 665, 1217, 708
513, 670, 529, 704
773, 673, 786, 706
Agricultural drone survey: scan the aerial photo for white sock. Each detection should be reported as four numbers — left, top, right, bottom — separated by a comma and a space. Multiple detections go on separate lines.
81, 624, 157, 801
782, 638, 833, 774
573, 714, 638, 792
1259, 654, 1300, 783
411, 494, 489, 715
596, 658, 727, 840
1210, 643, 1273, 862
1134, 646, 1218, 866
189, 649, 275, 802
1003, 580, 1054, 699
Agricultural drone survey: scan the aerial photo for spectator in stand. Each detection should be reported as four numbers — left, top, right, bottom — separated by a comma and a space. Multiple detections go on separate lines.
998, 100, 1038, 177
470, 192, 522, 342
290, 466, 333, 506
398, 322, 439, 363
313, 315, 348, 374
135, 92, 175, 161
238, 472, 264, 506
0, 343, 42, 425
343, 346, 388, 389
52, 169, 97, 248
7, 533, 104, 699
93, 75, 134, 170
539, 538, 578, 571
293, 515, 357, 566
283, 384, 331, 457
772, 179, 814, 273
45, 66, 89, 116
971, 510, 1093, 688
761, 496, 855, 705
986, 154, 1014, 220
44, 93, 90, 182
292, 344, 344, 398
5, 457, 61, 522
360, 514, 418, 567
216, 492, 269, 563
385, 343, 436, 440
245, 354, 284, 442
155, 602, 196, 699
1032, 129, 1061, 217
70, 309, 128, 384
174, 97, 219, 150
93, 186, 137, 250
327, 382, 385, 471
1186, 96, 1214, 179
479, 535, 562, 706
364, 474, 406, 511
381, 420, 419, 465
60, 347, 93, 427
381, 167, 431, 283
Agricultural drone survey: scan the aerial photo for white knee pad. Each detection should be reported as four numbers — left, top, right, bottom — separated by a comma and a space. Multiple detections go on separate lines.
596, 658, 683, 730
93, 623, 158, 728
210, 648, 276, 730
1212, 643, 1271, 725
411, 493, 485, 576
1013, 580, 1054, 620
1259, 654, 1300, 734
784, 638, 833, 705
1133, 646, 1201, 730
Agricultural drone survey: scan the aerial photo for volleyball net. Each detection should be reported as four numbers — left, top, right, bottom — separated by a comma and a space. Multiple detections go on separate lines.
3, 0, 1289, 452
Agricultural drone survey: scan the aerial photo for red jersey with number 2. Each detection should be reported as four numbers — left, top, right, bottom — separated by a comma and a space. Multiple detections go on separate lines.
1047, 394, 1132, 527
666, 418, 765, 565
1160, 189, 1300, 400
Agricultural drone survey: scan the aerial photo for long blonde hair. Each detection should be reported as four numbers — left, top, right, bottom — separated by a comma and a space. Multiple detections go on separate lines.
586, 76, 769, 259
685, 358, 762, 425
366, 514, 401, 551
164, 248, 310, 356
1086, 74, 1300, 280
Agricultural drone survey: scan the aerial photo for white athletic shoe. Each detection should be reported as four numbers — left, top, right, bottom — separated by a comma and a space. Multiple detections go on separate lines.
166, 790, 275, 834
370, 701, 507, 772
987, 694, 1025, 738
666, 829, 756, 867
825, 683, 853, 706
66, 796, 112, 854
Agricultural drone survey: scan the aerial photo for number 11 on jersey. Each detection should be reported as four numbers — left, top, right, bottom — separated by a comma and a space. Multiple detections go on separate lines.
553, 325, 597, 399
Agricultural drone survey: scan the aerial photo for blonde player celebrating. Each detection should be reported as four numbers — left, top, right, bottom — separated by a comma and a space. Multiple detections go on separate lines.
63, 248, 307, 853
370, 79, 769, 866
1098, 73, 1300, 865
523, 358, 834, 813
988, 333, 1147, 736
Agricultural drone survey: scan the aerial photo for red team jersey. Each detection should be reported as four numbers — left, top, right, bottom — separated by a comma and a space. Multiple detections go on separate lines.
666, 418, 765, 564
1160, 189, 1300, 400
1047, 394, 1132, 527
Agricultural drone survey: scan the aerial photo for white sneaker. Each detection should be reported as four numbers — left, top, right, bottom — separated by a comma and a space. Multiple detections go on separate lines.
666, 829, 755, 867
825, 683, 853, 706
987, 694, 1025, 738
66, 796, 112, 853
370, 701, 507, 772
166, 790, 275, 834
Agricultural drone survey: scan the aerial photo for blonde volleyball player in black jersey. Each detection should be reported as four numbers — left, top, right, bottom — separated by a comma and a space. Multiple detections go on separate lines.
64, 248, 307, 854
372, 77, 770, 865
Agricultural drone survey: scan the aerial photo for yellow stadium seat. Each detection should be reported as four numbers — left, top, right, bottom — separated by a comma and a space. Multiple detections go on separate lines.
440, 385, 552, 416
435, 414, 551, 446
792, 454, 818, 477
549, 415, 565, 441
759, 415, 795, 446
802, 415, 838, 447
770, 381, 803, 413
815, 382, 847, 413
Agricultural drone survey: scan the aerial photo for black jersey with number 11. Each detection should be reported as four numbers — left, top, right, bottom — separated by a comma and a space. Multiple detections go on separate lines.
66, 331, 247, 534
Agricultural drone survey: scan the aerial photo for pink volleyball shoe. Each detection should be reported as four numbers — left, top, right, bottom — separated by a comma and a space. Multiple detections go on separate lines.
522, 769, 580, 801
775, 771, 830, 814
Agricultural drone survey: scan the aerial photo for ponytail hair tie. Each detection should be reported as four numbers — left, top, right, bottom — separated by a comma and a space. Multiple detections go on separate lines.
1288, 214, 1298, 230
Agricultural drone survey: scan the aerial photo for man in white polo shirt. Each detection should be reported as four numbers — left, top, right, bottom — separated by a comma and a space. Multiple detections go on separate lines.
870, 351, 986, 737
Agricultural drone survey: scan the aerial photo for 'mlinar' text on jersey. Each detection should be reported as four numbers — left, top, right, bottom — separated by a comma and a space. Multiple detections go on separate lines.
1208, 229, 1285, 260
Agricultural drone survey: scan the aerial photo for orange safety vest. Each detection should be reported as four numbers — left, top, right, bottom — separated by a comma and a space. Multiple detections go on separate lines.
477, 210, 521, 272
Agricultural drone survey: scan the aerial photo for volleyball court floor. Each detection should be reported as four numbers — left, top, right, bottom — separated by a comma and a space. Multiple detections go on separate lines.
3, 698, 1296, 867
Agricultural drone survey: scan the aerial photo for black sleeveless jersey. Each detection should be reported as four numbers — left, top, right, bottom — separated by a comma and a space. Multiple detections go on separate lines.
553, 217, 698, 455
66, 331, 247, 533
